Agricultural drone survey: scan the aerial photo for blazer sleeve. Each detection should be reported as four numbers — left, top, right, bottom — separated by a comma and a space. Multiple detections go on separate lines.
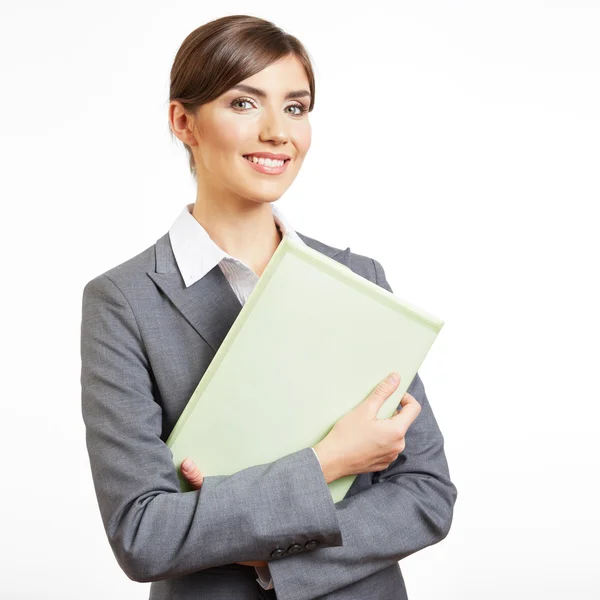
267, 258, 458, 600
253, 446, 323, 592
80, 274, 343, 583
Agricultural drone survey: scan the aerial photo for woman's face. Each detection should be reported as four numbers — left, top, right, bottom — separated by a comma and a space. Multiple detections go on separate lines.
177, 54, 312, 205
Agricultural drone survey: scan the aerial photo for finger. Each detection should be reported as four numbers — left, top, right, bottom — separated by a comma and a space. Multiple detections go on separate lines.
181, 458, 204, 489
389, 393, 413, 416
366, 373, 401, 417
390, 393, 421, 430
389, 406, 402, 418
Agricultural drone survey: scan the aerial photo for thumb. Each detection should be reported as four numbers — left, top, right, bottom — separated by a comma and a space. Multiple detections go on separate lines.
365, 372, 400, 418
181, 458, 204, 489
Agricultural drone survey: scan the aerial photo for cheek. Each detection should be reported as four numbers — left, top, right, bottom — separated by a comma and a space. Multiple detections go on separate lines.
295, 126, 312, 156
215, 122, 247, 152
203, 113, 248, 154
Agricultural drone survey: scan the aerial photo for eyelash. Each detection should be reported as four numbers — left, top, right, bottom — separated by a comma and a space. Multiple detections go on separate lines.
230, 97, 308, 116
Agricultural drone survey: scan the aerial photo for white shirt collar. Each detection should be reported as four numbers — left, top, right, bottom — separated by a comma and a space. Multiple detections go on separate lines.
168, 202, 305, 288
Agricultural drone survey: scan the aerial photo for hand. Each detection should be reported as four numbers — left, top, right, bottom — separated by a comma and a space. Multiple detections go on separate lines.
313, 372, 422, 482
180, 458, 268, 568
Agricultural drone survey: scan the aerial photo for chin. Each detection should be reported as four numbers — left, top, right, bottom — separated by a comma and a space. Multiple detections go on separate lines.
245, 191, 286, 205
238, 183, 291, 204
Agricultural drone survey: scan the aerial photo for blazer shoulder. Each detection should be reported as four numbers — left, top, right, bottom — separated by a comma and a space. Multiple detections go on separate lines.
83, 236, 159, 295
348, 248, 380, 280
296, 230, 379, 283
295, 230, 346, 256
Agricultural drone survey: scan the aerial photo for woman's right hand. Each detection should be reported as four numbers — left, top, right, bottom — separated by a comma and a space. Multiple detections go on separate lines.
313, 372, 421, 483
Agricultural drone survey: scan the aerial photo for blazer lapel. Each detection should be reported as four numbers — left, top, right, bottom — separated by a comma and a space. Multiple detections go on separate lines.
147, 231, 351, 354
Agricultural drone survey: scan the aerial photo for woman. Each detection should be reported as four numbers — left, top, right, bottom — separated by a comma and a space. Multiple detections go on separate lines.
80, 14, 457, 600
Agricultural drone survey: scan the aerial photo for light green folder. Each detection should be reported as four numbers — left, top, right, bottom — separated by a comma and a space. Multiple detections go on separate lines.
166, 235, 444, 504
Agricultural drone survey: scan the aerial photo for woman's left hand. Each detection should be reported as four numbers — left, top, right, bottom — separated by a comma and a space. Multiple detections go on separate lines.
180, 458, 268, 568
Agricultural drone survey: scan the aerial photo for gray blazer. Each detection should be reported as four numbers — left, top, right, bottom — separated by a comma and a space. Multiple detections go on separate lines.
80, 230, 457, 600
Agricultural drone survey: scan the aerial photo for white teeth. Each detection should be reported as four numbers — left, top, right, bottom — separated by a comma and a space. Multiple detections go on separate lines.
245, 156, 286, 167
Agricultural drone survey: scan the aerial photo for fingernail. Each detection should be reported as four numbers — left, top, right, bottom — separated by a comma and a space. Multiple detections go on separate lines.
387, 372, 400, 384
182, 459, 192, 472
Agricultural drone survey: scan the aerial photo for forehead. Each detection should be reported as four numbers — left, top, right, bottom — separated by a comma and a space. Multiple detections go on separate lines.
233, 55, 309, 93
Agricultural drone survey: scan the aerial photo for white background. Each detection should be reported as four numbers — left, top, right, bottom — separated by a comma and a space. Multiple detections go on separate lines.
1, 1, 599, 598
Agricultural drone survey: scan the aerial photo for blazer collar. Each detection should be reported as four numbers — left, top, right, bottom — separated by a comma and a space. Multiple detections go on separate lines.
147, 231, 351, 353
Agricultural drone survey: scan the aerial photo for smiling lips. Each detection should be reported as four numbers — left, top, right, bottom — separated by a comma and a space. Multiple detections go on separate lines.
243, 154, 291, 175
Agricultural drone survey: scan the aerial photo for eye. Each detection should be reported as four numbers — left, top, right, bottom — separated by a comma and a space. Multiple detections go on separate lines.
286, 102, 309, 116
230, 97, 308, 116
230, 97, 256, 111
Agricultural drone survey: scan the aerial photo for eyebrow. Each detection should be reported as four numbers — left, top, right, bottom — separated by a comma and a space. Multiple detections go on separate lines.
230, 84, 311, 101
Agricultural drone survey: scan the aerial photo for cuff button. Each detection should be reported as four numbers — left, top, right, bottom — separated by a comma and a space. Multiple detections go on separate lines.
270, 548, 286, 559
287, 543, 303, 554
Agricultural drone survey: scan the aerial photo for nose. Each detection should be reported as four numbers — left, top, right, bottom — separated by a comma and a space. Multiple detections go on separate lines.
258, 107, 289, 144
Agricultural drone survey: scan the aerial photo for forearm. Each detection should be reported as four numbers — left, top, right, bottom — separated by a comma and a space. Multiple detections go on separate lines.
94, 447, 342, 582
312, 442, 347, 485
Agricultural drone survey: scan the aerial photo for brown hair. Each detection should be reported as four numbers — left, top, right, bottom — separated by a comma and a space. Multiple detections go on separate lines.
169, 15, 316, 179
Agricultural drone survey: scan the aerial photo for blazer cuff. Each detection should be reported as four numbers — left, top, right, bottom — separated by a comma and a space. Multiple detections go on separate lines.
311, 446, 322, 467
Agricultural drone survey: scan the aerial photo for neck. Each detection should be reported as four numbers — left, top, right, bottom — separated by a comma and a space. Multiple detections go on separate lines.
191, 194, 282, 277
